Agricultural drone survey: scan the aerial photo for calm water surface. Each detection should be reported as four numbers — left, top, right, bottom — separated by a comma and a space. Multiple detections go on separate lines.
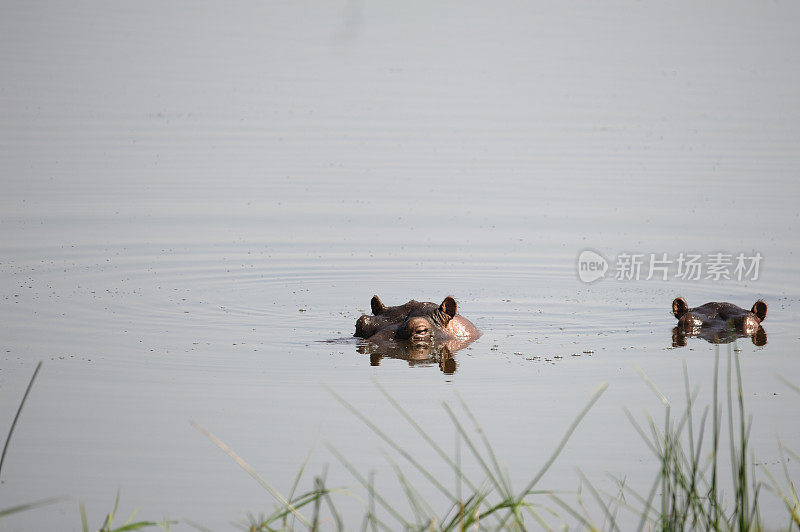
2, 1, 800, 529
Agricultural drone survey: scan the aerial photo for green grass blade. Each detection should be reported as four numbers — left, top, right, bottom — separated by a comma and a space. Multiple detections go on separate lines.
635, 464, 662, 532
370, 381, 509, 528
190, 420, 312, 528
634, 364, 670, 407
521, 501, 558, 531
777, 374, 800, 396
441, 402, 506, 499
81, 502, 90, 532
711, 349, 721, 528
490, 383, 607, 530
325, 385, 458, 503
622, 407, 659, 457
576, 469, 620, 532
455, 390, 513, 497
382, 450, 436, 525
372, 380, 484, 495
0, 496, 68, 518
255, 486, 345, 527
518, 383, 608, 498
0, 361, 43, 482
109, 522, 164, 531
324, 442, 409, 530
547, 493, 595, 531
284, 441, 316, 530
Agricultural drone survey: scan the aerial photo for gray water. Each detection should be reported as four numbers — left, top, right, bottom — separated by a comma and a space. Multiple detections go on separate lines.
2, 1, 800, 529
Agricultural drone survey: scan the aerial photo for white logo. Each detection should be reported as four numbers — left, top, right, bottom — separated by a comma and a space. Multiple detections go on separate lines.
577, 249, 608, 283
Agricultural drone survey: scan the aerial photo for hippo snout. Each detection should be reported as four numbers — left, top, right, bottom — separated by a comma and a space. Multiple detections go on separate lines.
355, 315, 374, 337
740, 315, 760, 335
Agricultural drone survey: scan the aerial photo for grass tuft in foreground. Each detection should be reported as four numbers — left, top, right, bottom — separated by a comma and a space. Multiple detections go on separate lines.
194, 381, 609, 531
4, 346, 800, 530
608, 345, 799, 532
80, 492, 176, 532
199, 345, 799, 531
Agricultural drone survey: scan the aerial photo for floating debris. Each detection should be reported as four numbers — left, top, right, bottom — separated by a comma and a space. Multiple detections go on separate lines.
583, 349, 594, 354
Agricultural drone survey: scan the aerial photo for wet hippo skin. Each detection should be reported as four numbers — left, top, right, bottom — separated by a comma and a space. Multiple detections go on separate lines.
671, 297, 767, 346
365, 296, 480, 347
354, 296, 438, 339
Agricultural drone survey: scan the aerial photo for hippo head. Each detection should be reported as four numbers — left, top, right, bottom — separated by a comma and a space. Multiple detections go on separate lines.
394, 296, 458, 347
354, 295, 479, 374
671, 297, 767, 345
354, 295, 438, 338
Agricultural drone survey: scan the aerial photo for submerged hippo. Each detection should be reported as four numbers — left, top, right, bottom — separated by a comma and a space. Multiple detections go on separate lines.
671, 297, 767, 346
354, 296, 438, 339
365, 296, 480, 346
354, 295, 481, 371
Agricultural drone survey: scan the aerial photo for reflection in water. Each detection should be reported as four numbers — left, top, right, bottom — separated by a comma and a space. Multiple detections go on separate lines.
671, 325, 767, 347
357, 339, 462, 374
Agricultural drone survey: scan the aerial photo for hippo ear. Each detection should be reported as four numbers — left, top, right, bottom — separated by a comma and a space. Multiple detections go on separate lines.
751, 300, 767, 322
439, 296, 458, 319
371, 295, 386, 315
672, 327, 687, 348
672, 297, 688, 318
752, 326, 767, 346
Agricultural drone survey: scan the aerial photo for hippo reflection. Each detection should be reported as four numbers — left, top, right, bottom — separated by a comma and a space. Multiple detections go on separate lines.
671, 297, 767, 347
358, 342, 458, 375
354, 295, 481, 372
